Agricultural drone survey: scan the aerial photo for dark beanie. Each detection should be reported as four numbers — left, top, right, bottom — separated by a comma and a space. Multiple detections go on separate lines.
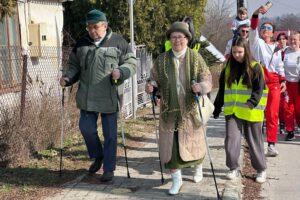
166, 22, 192, 41
86, 9, 107, 24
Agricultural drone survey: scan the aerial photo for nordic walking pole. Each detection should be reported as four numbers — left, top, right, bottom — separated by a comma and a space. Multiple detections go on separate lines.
192, 81, 221, 200
120, 110, 130, 178
114, 79, 130, 178
150, 92, 165, 184
59, 86, 65, 177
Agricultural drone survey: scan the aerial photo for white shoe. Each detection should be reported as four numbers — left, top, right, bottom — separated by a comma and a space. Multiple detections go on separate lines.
256, 171, 267, 183
193, 164, 203, 183
226, 169, 239, 180
267, 144, 279, 157
168, 170, 182, 195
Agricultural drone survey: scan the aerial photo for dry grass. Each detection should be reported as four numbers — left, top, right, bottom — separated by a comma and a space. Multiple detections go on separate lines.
0, 105, 156, 200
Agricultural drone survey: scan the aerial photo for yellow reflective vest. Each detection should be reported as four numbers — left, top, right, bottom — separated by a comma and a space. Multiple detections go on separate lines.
223, 61, 268, 122
165, 40, 172, 52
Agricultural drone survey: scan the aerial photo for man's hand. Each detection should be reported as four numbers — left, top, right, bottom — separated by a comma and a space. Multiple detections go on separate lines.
259, 6, 268, 14
280, 81, 286, 93
60, 77, 69, 87
145, 82, 154, 94
254, 6, 267, 15
111, 69, 121, 80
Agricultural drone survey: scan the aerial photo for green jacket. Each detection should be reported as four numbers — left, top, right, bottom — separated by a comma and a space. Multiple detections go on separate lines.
65, 27, 136, 113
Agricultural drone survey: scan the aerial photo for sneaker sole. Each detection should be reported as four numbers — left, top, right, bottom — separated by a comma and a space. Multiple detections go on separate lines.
266, 153, 278, 157
168, 184, 183, 195
256, 179, 266, 183
286, 138, 295, 141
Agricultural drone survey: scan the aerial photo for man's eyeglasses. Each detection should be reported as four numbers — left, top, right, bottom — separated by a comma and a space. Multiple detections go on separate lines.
261, 25, 273, 31
86, 23, 105, 32
170, 36, 187, 41
241, 30, 249, 33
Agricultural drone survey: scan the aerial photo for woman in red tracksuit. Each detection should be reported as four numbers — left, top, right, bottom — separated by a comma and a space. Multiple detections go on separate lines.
283, 31, 300, 141
277, 33, 289, 134
249, 7, 286, 157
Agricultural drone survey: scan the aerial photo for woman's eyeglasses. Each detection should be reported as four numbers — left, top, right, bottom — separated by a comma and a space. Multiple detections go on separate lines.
170, 36, 187, 41
261, 25, 273, 31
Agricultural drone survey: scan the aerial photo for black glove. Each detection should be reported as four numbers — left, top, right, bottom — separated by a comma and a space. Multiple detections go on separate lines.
213, 108, 221, 119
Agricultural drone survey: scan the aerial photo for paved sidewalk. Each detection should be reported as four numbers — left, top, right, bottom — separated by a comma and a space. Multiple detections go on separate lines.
260, 133, 300, 200
45, 113, 243, 200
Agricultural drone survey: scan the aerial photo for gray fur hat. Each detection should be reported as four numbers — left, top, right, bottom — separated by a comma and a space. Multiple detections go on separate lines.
166, 22, 192, 41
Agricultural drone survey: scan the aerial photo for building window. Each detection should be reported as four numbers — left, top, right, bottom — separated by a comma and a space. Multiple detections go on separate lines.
0, 11, 22, 93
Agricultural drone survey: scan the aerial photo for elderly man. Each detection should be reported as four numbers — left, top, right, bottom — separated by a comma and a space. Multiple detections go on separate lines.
224, 24, 250, 59
60, 9, 136, 182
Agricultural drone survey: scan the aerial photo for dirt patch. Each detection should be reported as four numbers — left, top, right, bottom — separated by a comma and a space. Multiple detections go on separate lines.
241, 144, 263, 200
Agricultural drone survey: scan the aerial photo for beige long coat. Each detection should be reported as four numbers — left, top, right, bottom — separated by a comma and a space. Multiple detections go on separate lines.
151, 49, 212, 164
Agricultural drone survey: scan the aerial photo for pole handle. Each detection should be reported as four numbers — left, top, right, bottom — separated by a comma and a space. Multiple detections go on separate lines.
191, 80, 200, 101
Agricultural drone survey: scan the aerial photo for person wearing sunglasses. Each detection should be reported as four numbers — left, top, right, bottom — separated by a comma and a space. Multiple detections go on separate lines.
249, 6, 286, 157
224, 24, 250, 60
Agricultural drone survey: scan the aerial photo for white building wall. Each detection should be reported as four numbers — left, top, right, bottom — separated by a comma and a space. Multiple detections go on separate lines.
17, 0, 64, 50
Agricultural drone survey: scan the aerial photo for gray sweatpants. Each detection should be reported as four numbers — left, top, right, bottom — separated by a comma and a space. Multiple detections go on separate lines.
225, 115, 266, 172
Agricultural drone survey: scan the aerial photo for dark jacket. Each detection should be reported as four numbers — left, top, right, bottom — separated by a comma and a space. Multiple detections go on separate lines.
65, 27, 136, 113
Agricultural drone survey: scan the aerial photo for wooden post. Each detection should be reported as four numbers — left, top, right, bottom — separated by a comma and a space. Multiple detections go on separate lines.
20, 54, 28, 122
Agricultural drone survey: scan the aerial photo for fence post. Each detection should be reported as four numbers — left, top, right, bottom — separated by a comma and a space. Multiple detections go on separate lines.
20, 54, 28, 122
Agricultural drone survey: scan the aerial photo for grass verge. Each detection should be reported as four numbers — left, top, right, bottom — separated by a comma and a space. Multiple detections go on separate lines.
0, 106, 155, 200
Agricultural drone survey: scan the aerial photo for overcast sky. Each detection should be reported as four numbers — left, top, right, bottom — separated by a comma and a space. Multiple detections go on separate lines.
247, 0, 300, 17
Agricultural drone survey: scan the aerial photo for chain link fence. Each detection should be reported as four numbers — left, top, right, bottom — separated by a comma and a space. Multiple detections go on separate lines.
0, 44, 220, 167
0, 45, 152, 166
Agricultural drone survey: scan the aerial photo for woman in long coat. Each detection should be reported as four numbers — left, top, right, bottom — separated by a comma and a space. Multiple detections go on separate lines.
145, 21, 212, 195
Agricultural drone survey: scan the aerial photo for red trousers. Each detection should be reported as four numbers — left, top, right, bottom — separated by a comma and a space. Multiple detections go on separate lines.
279, 92, 287, 123
285, 82, 300, 132
265, 83, 281, 143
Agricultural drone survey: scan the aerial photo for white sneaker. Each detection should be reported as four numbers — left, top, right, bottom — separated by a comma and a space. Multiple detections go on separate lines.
267, 144, 279, 157
168, 170, 182, 195
226, 169, 239, 180
256, 171, 267, 183
193, 164, 203, 183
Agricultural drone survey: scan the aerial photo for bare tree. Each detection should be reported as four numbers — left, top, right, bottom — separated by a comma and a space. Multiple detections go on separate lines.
201, 0, 234, 53
260, 14, 300, 33
276, 14, 300, 31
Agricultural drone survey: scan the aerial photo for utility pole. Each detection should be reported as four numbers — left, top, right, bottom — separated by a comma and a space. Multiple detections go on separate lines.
237, 0, 248, 10
129, 0, 137, 119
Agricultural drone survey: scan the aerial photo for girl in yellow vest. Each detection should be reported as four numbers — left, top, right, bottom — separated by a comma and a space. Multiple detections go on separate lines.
213, 37, 268, 183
